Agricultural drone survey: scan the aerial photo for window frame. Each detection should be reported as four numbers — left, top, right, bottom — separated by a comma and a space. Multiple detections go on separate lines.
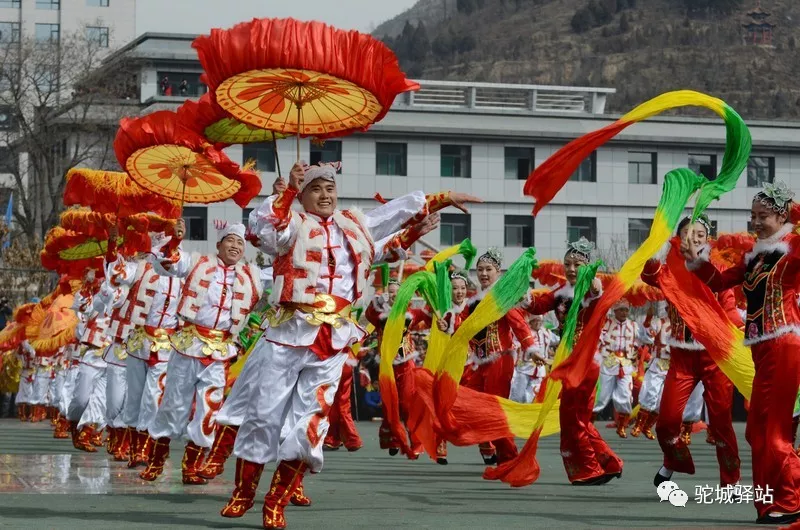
566, 216, 597, 243
628, 151, 657, 184
375, 142, 407, 176
242, 142, 277, 173
569, 151, 597, 182
504, 214, 535, 247
688, 153, 718, 181
182, 206, 208, 241
0, 1, 21, 8
36, 0, 59, 9
439, 213, 471, 246
440, 144, 472, 178
627, 218, 653, 250
242, 207, 254, 228
86, 26, 109, 48
746, 156, 775, 188
309, 140, 342, 170
86, 0, 110, 6
0, 22, 20, 44
504, 146, 535, 180
34, 23, 60, 43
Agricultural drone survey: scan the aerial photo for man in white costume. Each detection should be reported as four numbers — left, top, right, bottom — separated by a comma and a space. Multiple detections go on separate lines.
508, 315, 559, 404
593, 300, 653, 438
631, 304, 670, 439
141, 220, 263, 485
225, 161, 479, 529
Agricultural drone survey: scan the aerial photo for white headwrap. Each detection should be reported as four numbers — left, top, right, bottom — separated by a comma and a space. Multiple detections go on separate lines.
214, 220, 246, 243
301, 162, 341, 191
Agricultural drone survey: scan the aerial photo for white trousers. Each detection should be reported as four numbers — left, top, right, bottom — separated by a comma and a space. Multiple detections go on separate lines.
29, 369, 52, 405
148, 351, 225, 448
58, 366, 79, 417
217, 347, 262, 428
234, 341, 347, 472
15, 372, 34, 404
50, 369, 65, 409
508, 369, 543, 404
68, 363, 106, 426
78, 369, 107, 429
123, 355, 168, 432
105, 363, 128, 428
639, 362, 669, 412
682, 381, 705, 422
593, 364, 634, 415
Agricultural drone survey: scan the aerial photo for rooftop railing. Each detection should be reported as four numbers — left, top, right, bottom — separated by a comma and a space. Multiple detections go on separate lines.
394, 80, 615, 115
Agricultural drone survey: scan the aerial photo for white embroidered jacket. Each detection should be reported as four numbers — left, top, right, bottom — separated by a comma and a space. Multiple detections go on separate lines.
105, 256, 183, 330
250, 190, 426, 350
599, 317, 653, 368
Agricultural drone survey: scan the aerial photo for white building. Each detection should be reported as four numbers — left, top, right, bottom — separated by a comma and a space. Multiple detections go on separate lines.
92, 33, 800, 267
0, 0, 135, 50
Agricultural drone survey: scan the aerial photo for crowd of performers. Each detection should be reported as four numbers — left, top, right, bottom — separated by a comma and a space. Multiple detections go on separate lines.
4, 162, 800, 527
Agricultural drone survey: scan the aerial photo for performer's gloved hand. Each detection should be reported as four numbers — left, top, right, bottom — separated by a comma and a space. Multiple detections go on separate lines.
272, 176, 287, 196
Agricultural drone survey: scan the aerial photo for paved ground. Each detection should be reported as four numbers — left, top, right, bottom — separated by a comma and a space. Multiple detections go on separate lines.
0, 419, 763, 529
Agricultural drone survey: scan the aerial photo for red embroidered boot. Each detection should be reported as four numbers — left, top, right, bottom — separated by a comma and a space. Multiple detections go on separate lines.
290, 477, 312, 507
221, 458, 265, 518
181, 442, 208, 485
141, 434, 154, 464
616, 413, 631, 438
643, 412, 658, 440
53, 415, 71, 439
127, 429, 144, 468
139, 436, 170, 481
74, 425, 97, 453
106, 427, 118, 455
17, 403, 26, 421
31, 404, 47, 423
262, 460, 307, 530
91, 427, 104, 447
113, 428, 131, 461
198, 424, 238, 480
630, 410, 648, 438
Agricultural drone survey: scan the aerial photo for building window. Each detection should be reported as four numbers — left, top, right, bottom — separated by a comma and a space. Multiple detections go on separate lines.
440, 213, 471, 246
242, 142, 276, 173
310, 140, 342, 168
36, 0, 59, 9
504, 147, 534, 180
569, 151, 596, 182
567, 216, 597, 243
35, 23, 59, 43
688, 154, 717, 180
242, 208, 253, 227
440, 145, 471, 178
86, 26, 109, 48
157, 72, 206, 97
0, 22, 20, 43
183, 206, 207, 241
504, 215, 534, 247
33, 65, 58, 91
87, 0, 110, 6
628, 152, 657, 184
0, 1, 20, 8
628, 218, 652, 250
747, 156, 775, 188
376, 142, 407, 176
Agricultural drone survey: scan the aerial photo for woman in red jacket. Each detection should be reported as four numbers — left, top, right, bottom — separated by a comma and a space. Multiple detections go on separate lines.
686, 182, 800, 525
522, 238, 620, 485
642, 215, 741, 490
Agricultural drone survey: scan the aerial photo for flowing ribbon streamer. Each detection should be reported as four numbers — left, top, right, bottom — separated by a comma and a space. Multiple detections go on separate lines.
423, 239, 478, 273
550, 168, 705, 390
484, 260, 602, 486
433, 248, 538, 430
524, 90, 751, 218
658, 243, 754, 399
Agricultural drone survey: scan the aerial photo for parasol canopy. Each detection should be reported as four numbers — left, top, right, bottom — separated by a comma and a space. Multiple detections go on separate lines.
192, 18, 419, 152
114, 110, 262, 208
28, 294, 78, 357
63, 168, 181, 219
177, 92, 289, 146
40, 227, 112, 278
59, 208, 176, 253
0, 303, 37, 350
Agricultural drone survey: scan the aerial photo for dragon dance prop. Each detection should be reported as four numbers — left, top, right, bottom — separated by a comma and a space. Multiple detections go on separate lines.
485, 259, 602, 486
192, 17, 420, 157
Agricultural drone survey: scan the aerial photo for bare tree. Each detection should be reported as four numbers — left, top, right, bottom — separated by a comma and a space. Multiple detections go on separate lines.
595, 234, 631, 272
0, 28, 136, 254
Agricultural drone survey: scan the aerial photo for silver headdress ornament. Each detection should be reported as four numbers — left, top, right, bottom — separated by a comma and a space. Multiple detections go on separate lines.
566, 237, 595, 261
477, 247, 503, 269
450, 270, 469, 283
387, 278, 401, 286
755, 181, 795, 215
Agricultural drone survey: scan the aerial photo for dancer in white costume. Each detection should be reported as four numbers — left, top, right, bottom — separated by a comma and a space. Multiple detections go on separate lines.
508, 315, 559, 404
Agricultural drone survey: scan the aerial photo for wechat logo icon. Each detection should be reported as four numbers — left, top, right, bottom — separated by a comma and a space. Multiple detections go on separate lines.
657, 480, 689, 508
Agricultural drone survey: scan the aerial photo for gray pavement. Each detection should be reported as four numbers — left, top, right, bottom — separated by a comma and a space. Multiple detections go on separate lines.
0, 419, 762, 529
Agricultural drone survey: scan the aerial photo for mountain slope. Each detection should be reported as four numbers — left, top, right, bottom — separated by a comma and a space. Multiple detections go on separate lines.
375, 0, 800, 119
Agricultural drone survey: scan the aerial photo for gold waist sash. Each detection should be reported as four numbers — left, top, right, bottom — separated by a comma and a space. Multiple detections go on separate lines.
266, 294, 354, 329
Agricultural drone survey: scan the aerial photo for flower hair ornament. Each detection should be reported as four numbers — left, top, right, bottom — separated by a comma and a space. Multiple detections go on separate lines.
477, 247, 503, 270
755, 181, 795, 216
566, 237, 595, 262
